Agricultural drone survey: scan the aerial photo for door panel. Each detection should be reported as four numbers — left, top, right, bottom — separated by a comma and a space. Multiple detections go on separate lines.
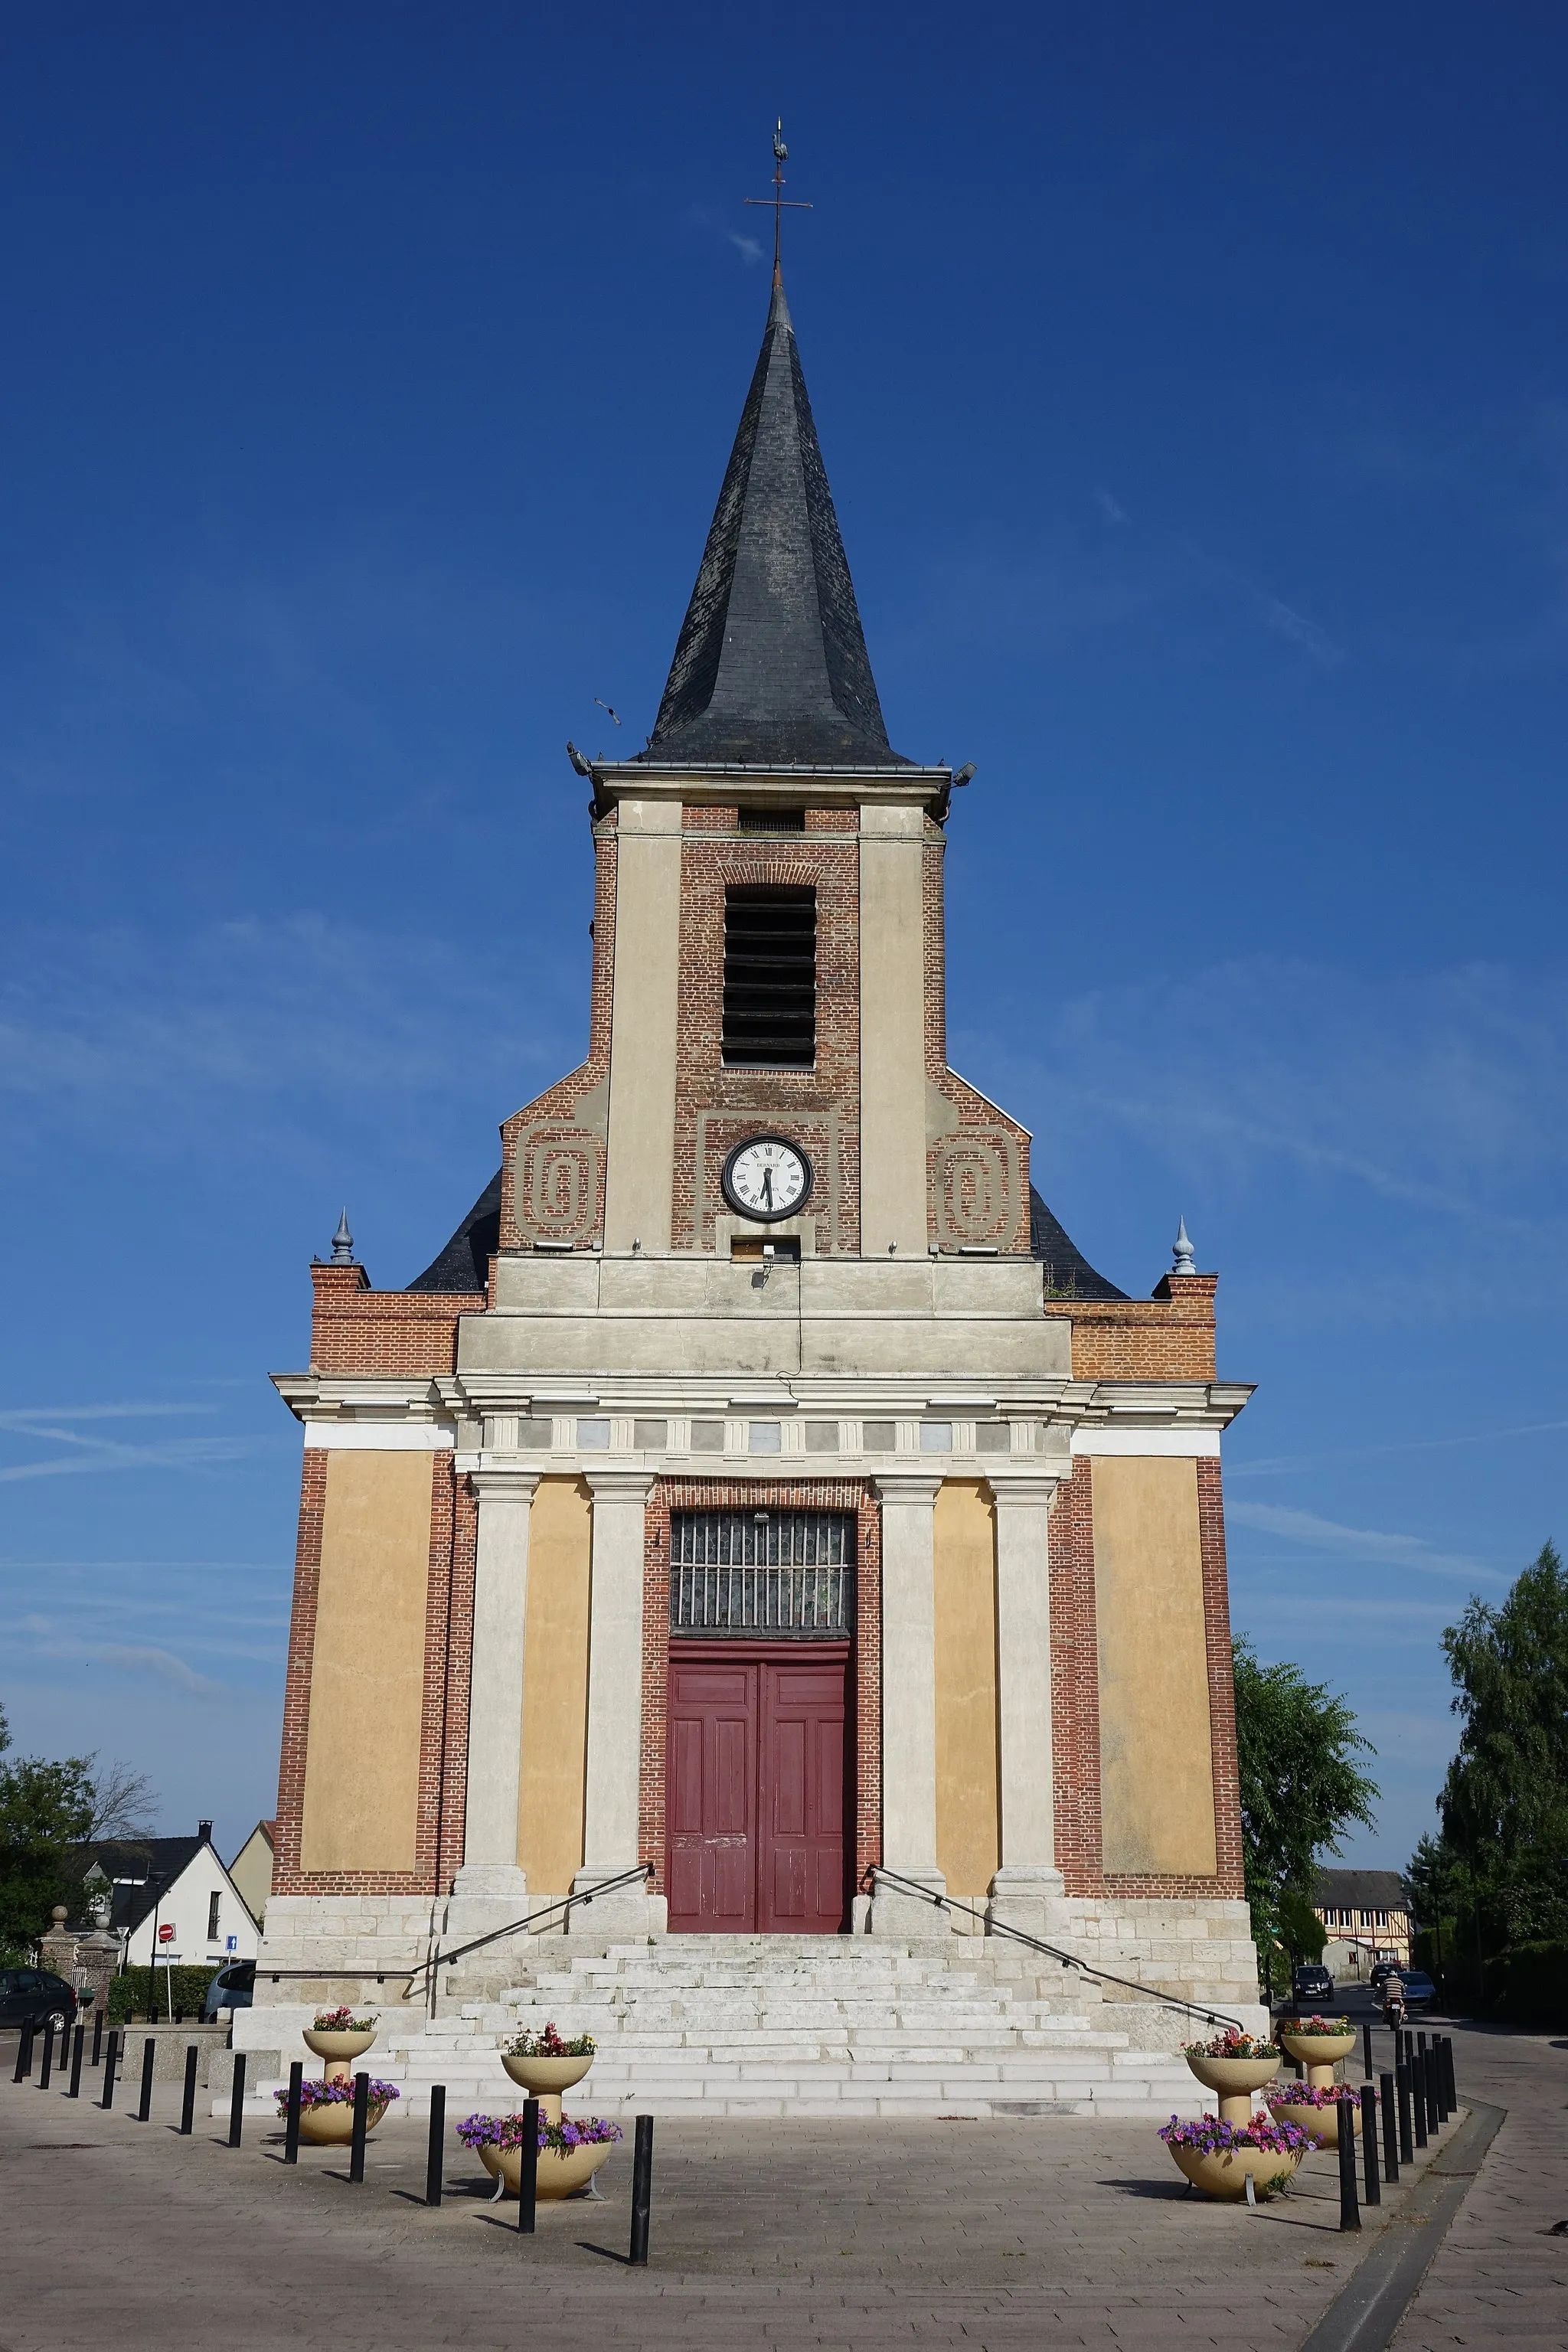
668, 1660, 757, 1934
760, 1657, 848, 1934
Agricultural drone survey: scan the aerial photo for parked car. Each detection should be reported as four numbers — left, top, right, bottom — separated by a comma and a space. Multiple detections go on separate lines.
1397, 1970, 1436, 2009
0, 1968, 79, 2033
202, 1960, 255, 2020
1369, 1962, 1405, 1991
1289, 1962, 1334, 2006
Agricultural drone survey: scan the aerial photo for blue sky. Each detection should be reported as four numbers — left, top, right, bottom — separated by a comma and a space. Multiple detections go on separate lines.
2, 2, 1564, 1871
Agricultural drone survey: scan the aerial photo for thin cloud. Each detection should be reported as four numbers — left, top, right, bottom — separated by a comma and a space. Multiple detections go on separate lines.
18, 1623, 226, 1696
1232, 1416, 1568, 1478
728, 232, 763, 266
1094, 489, 1129, 525
1228, 1499, 1499, 1583
0, 1436, 256, 1483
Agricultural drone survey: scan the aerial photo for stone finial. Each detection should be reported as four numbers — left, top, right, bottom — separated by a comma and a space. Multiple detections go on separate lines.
331, 1208, 355, 1264
1171, 1217, 1197, 1277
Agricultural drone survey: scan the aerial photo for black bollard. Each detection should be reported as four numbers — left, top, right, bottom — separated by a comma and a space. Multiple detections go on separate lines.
425, 2086, 445, 2207
1425, 2044, 1441, 2134
1380, 2072, 1399, 2183
1362, 2020, 1374, 2079
1360, 2084, 1380, 2205
91, 2007, 103, 2067
38, 2020, 55, 2090
1396, 2058, 1414, 2163
348, 2071, 370, 2184
138, 2037, 156, 2122
67, 2023, 86, 2099
1337, 2100, 1361, 2231
14, 2018, 34, 2084
100, 2030, 120, 2110
283, 2061, 303, 2163
179, 2043, 198, 2135
1432, 2037, 1449, 2125
629, 2113, 654, 2265
1411, 2048, 1428, 2148
517, 2098, 538, 2234
1442, 2036, 1458, 2110
228, 2053, 247, 2148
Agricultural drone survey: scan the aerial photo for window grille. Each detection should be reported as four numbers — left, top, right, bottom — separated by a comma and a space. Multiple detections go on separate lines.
722, 886, 815, 1067
671, 1510, 854, 1635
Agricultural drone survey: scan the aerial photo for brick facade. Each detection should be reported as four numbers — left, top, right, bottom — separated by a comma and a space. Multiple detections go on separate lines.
1045, 1452, 1246, 1903
1044, 1273, 1219, 1381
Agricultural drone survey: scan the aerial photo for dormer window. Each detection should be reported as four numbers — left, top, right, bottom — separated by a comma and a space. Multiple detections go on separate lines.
723, 886, 815, 1067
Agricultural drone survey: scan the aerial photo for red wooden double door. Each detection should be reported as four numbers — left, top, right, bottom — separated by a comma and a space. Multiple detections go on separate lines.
667, 1643, 849, 1934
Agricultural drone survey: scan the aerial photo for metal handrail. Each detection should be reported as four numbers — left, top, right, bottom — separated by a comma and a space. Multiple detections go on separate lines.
253, 1862, 656, 1999
863, 1864, 1244, 2033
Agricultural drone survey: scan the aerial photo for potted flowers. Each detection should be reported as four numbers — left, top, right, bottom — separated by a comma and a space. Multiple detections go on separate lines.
1158, 2112, 1312, 2200
302, 2006, 378, 2082
276, 2076, 400, 2146
498, 2021, 596, 2119
1278, 2014, 1357, 2089
459, 2109, 622, 2200
1267, 2079, 1360, 2149
1181, 2027, 1280, 2125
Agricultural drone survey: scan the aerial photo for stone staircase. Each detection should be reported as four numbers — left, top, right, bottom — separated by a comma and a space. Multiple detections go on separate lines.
235, 1936, 1213, 2122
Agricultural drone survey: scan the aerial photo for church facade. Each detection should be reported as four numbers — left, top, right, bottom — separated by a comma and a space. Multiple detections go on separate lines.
255, 269, 1260, 2048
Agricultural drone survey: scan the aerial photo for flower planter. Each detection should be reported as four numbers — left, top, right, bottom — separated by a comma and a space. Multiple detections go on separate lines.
479, 2138, 615, 2201
500, 2052, 593, 2122
302, 2027, 378, 2083
1267, 2092, 1358, 2149
297, 2096, 392, 2146
1167, 2141, 1305, 2201
1279, 2027, 1355, 2094
1184, 2053, 1280, 2126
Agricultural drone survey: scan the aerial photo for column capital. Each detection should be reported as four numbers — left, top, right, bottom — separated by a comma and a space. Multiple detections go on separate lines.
871, 1472, 945, 1504
583, 1468, 658, 1503
988, 1473, 1062, 1511
468, 1468, 541, 1504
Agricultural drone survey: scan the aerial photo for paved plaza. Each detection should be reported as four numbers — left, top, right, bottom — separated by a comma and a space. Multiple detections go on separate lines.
2, 2007, 1563, 2349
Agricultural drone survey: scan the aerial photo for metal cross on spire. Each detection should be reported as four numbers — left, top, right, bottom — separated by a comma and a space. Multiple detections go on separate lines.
746, 118, 812, 286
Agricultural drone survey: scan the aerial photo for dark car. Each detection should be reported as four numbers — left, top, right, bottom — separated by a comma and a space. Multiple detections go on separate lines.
0, 1968, 79, 2032
202, 1960, 255, 2020
1397, 1970, 1436, 2009
1369, 1962, 1404, 1991
1290, 1962, 1334, 2005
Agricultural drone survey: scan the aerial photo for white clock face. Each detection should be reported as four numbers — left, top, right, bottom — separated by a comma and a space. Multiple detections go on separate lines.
723, 1135, 812, 1222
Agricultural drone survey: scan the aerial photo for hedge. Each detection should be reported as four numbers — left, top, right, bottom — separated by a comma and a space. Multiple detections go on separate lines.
107, 1966, 217, 2024
1491, 1943, 1568, 2031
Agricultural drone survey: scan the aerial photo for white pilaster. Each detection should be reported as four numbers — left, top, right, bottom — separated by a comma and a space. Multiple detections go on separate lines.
452, 1471, 538, 1903
871, 1472, 947, 1935
988, 1473, 1066, 1938
573, 1470, 662, 1933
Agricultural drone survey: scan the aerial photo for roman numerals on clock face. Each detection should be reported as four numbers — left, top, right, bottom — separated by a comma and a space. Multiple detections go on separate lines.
721, 1135, 812, 1222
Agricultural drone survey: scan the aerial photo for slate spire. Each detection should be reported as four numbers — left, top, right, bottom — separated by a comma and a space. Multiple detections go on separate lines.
641, 276, 908, 767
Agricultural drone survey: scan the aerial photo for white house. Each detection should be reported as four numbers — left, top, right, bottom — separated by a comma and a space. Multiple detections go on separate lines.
81, 1823, 260, 1971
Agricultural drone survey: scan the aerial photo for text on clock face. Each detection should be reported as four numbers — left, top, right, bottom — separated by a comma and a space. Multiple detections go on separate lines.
726, 1138, 810, 1217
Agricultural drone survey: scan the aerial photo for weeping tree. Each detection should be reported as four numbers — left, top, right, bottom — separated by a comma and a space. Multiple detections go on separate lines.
1232, 1639, 1379, 2001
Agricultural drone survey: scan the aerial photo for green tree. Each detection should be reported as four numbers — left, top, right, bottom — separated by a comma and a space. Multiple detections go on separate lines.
1232, 1638, 1379, 2000
1436, 1540, 1568, 1955
0, 1702, 157, 1962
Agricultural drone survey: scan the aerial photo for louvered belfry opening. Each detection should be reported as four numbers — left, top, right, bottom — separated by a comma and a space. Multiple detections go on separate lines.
671, 1510, 855, 1636
722, 885, 816, 1067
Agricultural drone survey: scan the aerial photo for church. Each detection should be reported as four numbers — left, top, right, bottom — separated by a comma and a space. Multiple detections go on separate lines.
244, 237, 1263, 2115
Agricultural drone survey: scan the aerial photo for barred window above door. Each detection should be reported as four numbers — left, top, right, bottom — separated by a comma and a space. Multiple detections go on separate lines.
671, 1510, 854, 1636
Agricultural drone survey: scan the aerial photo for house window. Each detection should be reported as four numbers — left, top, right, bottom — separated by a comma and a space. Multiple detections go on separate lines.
1376, 1910, 1389, 1928
722, 887, 816, 1067
1359, 1909, 1374, 1927
207, 1893, 221, 1942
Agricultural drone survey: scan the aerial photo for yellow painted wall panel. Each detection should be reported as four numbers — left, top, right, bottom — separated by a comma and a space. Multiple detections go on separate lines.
1093, 1456, 1217, 1877
299, 1450, 433, 1873
518, 1475, 593, 1890
933, 1478, 1001, 1898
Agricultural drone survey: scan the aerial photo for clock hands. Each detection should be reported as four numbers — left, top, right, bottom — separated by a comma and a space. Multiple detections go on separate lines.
760, 1167, 775, 1210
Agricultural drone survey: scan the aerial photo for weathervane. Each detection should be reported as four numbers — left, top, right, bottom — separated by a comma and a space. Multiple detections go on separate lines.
746, 119, 811, 285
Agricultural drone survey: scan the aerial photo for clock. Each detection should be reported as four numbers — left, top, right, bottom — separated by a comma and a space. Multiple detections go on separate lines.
721, 1135, 813, 1223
